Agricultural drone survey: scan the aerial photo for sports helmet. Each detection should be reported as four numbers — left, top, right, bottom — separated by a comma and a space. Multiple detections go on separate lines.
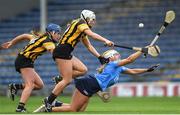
102, 50, 120, 59
80, 10, 96, 21
46, 23, 61, 33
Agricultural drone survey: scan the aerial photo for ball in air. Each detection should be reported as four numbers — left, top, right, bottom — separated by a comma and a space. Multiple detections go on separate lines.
139, 23, 144, 28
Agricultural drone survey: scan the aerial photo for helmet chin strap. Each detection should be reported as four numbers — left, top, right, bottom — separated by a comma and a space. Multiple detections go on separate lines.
82, 13, 90, 27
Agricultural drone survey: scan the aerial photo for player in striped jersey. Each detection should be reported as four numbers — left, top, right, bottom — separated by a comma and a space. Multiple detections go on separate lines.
43, 10, 114, 112
1, 23, 61, 112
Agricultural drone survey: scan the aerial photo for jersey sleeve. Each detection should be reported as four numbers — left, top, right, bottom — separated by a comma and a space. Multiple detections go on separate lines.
78, 23, 89, 32
112, 61, 128, 72
112, 60, 121, 67
121, 66, 129, 72
42, 39, 55, 50
43, 42, 55, 50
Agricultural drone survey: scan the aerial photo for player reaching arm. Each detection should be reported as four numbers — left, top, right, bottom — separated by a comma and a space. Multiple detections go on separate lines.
1, 34, 33, 49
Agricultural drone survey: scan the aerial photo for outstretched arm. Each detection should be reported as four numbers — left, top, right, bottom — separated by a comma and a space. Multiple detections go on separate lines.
123, 68, 148, 75
84, 29, 114, 47
118, 51, 143, 66
1, 34, 33, 49
123, 64, 160, 75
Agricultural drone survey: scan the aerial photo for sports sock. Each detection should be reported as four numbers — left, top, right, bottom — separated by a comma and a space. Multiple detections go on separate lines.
47, 93, 57, 104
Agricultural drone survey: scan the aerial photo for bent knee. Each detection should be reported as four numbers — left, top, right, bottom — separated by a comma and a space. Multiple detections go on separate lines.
82, 67, 88, 74
36, 82, 44, 89
78, 66, 88, 75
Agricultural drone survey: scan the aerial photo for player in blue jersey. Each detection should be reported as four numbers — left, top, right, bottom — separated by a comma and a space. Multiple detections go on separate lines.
44, 49, 159, 112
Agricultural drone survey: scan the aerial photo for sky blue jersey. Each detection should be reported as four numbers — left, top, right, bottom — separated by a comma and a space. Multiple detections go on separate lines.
94, 61, 128, 91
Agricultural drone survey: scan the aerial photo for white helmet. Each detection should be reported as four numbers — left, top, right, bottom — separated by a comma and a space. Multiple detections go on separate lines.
102, 50, 120, 59
80, 10, 96, 21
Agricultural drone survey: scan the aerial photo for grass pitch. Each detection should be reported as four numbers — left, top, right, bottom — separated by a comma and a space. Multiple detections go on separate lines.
0, 96, 180, 114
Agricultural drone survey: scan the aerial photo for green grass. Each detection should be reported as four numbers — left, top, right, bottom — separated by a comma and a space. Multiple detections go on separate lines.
0, 96, 180, 114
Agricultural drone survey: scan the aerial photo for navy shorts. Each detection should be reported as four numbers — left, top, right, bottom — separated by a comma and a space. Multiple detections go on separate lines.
15, 54, 34, 73
74, 75, 101, 97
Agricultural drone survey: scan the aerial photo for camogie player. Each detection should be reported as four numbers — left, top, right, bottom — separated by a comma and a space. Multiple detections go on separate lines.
1, 23, 61, 112
43, 9, 114, 111
7, 25, 42, 101
46, 49, 159, 112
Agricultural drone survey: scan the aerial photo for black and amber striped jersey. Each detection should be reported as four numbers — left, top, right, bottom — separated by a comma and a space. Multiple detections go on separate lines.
19, 33, 55, 61
59, 18, 89, 48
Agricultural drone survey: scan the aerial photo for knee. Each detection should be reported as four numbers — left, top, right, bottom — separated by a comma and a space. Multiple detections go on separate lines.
82, 66, 88, 75
84, 67, 88, 74
36, 82, 44, 89
39, 82, 44, 89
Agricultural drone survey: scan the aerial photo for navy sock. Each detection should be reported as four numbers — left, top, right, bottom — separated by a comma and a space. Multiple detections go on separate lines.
48, 93, 57, 104
14, 84, 23, 89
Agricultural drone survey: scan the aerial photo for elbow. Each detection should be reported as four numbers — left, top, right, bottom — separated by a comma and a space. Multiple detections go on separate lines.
129, 71, 138, 75
89, 33, 99, 40
46, 48, 54, 53
86, 46, 91, 50
86, 45, 92, 51
126, 57, 135, 63
127, 70, 135, 75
